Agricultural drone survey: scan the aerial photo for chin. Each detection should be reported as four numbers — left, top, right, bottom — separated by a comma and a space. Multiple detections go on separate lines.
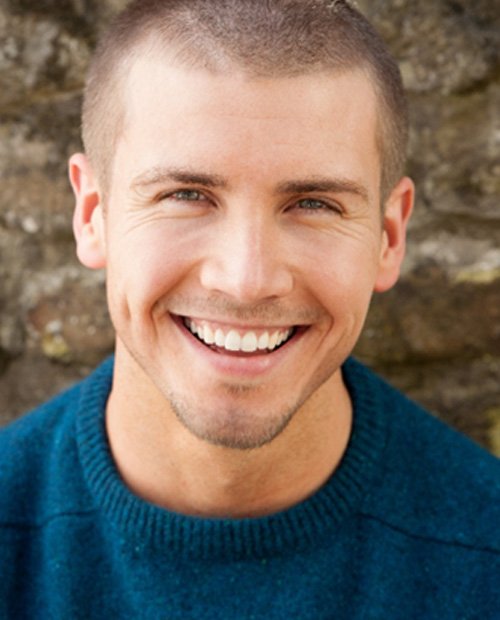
166, 391, 301, 451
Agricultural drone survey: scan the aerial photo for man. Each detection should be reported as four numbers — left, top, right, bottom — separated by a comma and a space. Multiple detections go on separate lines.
0, 0, 498, 618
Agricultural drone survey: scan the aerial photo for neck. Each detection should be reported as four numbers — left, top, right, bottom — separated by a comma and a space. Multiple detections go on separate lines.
106, 352, 352, 519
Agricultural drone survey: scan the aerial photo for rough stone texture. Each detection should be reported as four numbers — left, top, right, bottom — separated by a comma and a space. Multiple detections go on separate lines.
0, 1, 499, 455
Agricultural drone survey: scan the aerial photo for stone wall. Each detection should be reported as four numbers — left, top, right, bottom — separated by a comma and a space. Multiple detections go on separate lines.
0, 0, 499, 455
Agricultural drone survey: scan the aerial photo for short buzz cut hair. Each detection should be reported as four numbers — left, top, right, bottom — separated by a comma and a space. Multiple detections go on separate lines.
82, 0, 409, 201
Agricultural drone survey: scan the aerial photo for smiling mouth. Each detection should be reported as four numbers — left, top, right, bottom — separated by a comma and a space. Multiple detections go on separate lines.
181, 316, 299, 355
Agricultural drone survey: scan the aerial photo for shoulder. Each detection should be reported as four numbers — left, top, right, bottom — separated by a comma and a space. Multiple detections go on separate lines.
1, 379, 81, 443
0, 380, 82, 467
0, 381, 83, 527
356, 362, 500, 554
0, 360, 112, 527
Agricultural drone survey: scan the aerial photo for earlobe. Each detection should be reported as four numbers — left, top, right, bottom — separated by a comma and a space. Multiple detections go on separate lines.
374, 176, 414, 293
69, 153, 106, 269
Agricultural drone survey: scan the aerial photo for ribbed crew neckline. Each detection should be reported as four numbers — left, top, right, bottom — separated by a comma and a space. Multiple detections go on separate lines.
77, 357, 389, 560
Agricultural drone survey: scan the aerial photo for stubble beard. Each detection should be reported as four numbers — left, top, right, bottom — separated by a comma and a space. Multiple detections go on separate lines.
114, 297, 344, 451
119, 335, 344, 452
116, 333, 305, 450
166, 383, 304, 450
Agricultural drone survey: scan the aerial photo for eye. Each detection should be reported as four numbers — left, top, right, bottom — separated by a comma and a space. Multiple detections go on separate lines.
153, 188, 213, 217
156, 188, 212, 208
294, 198, 342, 214
169, 189, 206, 201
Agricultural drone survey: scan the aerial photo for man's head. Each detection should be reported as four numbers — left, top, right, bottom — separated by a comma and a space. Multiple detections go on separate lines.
70, 0, 414, 451
82, 0, 408, 203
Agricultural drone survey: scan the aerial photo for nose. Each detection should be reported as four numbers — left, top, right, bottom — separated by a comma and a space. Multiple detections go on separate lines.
199, 214, 294, 303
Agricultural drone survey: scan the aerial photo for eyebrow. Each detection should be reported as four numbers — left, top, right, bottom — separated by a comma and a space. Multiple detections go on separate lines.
131, 167, 228, 190
131, 166, 369, 202
276, 178, 369, 203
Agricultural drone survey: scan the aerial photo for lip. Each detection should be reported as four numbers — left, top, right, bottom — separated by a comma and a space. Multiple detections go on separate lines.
171, 313, 307, 379
182, 313, 296, 330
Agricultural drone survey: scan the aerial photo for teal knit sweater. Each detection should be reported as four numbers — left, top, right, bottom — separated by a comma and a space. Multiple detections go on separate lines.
0, 357, 499, 619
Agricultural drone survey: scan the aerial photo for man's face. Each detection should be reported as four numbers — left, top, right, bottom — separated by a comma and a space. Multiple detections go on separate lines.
81, 57, 408, 449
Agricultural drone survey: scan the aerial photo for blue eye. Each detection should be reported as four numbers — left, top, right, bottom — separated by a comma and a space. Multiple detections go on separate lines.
298, 198, 327, 210
296, 198, 341, 214
172, 190, 204, 201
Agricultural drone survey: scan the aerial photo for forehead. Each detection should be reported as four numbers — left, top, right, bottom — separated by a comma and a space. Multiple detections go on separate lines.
114, 52, 380, 189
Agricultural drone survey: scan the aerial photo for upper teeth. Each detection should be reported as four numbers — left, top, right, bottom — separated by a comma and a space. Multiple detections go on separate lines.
184, 319, 294, 353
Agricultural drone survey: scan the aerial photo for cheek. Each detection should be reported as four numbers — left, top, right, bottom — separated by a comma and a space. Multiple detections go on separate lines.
298, 232, 381, 294
106, 221, 198, 313
295, 241, 382, 338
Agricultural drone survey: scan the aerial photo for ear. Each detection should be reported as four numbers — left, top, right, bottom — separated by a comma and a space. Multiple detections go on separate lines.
69, 153, 106, 269
374, 176, 414, 292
